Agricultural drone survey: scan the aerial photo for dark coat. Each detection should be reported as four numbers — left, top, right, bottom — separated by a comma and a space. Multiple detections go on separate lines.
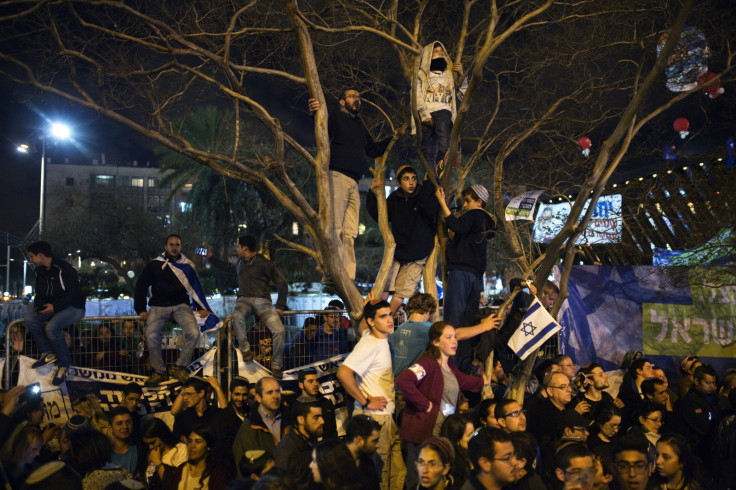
33, 256, 85, 311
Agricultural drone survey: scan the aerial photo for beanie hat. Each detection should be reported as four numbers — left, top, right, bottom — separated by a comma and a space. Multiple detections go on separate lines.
471, 184, 489, 204
419, 436, 455, 465
396, 165, 416, 180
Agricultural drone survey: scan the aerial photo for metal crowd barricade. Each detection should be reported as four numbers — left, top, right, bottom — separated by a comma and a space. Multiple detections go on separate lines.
3, 306, 555, 390
3, 316, 220, 389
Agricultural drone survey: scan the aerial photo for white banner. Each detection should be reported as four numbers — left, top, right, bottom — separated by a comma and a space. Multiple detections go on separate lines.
505, 190, 544, 221
17, 349, 217, 427
533, 194, 622, 244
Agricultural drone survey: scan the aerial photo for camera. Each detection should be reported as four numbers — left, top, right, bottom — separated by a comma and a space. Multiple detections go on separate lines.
195, 247, 208, 256
18, 383, 42, 406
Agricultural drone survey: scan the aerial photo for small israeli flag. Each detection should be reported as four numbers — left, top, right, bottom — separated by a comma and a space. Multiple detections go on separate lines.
508, 298, 561, 360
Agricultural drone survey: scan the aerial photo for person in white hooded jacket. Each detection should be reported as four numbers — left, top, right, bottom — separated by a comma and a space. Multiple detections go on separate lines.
414, 41, 467, 175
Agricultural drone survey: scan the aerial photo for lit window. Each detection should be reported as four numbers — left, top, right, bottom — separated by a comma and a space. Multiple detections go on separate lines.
148, 177, 157, 188
92, 174, 115, 187
131, 177, 144, 187
179, 202, 192, 212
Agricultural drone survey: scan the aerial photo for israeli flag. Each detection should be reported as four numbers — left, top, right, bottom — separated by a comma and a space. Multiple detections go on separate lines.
156, 254, 223, 333
508, 298, 561, 360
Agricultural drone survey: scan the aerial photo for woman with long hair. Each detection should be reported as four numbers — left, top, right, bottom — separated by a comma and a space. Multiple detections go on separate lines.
150, 425, 227, 490
415, 437, 454, 490
397, 321, 487, 490
0, 423, 43, 488
309, 439, 360, 490
654, 434, 708, 490
72, 395, 110, 437
141, 417, 187, 481
439, 413, 475, 489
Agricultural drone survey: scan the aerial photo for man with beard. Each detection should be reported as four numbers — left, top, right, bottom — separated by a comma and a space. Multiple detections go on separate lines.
273, 400, 324, 490
495, 400, 527, 434
345, 414, 382, 490
213, 377, 250, 455
309, 90, 401, 281
294, 368, 337, 439
367, 165, 438, 314
108, 406, 141, 478
572, 363, 624, 421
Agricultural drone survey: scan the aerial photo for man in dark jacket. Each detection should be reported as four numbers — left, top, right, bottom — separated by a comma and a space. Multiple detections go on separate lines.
291, 368, 337, 439
272, 400, 324, 490
679, 363, 721, 464
135, 234, 207, 387
367, 165, 438, 314
309, 90, 401, 281
207, 234, 288, 378
232, 377, 288, 477
26, 241, 86, 385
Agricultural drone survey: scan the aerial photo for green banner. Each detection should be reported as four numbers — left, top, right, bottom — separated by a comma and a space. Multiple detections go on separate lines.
643, 269, 736, 357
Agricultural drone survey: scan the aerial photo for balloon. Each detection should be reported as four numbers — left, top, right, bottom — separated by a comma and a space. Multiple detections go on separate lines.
578, 136, 592, 157
673, 117, 689, 139
657, 25, 709, 92
697, 72, 725, 99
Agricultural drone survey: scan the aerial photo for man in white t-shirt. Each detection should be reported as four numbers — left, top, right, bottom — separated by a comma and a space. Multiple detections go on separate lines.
337, 299, 405, 490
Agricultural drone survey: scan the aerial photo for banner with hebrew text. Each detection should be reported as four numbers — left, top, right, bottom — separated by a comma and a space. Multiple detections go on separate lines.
17, 349, 216, 428
557, 266, 736, 375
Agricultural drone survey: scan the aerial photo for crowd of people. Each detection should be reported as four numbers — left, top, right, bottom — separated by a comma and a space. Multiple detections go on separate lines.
2, 291, 735, 489
3, 75, 735, 489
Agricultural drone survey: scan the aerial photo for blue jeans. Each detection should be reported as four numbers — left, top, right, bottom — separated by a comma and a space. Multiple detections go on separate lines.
232, 297, 285, 370
444, 269, 482, 371
421, 109, 453, 168
25, 306, 85, 368
145, 304, 200, 374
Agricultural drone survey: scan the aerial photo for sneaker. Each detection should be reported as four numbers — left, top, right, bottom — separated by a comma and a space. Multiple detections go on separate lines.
145, 371, 170, 387
31, 353, 57, 369
52, 366, 70, 386
241, 349, 255, 362
272, 368, 283, 380
168, 365, 190, 383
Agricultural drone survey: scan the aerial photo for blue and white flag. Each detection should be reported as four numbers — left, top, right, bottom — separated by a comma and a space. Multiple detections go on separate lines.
155, 254, 223, 333
508, 297, 561, 360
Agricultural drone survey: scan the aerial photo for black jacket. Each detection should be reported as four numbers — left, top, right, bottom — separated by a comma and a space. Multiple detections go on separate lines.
366, 181, 438, 263
272, 429, 320, 490
134, 255, 191, 313
33, 256, 85, 311
327, 110, 391, 181
445, 208, 496, 277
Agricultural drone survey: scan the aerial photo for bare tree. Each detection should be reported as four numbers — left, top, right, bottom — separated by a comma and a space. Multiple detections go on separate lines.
0, 0, 733, 338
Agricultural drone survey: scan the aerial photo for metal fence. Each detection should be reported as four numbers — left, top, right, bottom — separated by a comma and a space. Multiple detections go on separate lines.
3, 307, 557, 389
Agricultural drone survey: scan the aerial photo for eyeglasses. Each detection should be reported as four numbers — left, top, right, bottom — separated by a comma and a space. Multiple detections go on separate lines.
548, 384, 571, 390
493, 454, 518, 465
503, 409, 526, 418
180, 391, 198, 398
416, 459, 444, 469
614, 461, 649, 474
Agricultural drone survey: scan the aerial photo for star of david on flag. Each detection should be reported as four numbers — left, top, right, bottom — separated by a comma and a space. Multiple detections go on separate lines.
508, 297, 561, 360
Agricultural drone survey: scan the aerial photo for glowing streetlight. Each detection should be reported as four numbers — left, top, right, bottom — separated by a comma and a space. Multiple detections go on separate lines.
16, 121, 72, 234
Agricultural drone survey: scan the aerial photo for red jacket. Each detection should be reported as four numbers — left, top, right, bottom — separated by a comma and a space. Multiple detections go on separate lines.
397, 356, 484, 443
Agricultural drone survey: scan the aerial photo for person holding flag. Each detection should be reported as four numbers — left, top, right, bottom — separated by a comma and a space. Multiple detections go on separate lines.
135, 234, 221, 387
507, 293, 562, 362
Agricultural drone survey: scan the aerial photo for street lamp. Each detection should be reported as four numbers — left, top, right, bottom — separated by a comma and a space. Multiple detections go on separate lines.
17, 121, 72, 235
